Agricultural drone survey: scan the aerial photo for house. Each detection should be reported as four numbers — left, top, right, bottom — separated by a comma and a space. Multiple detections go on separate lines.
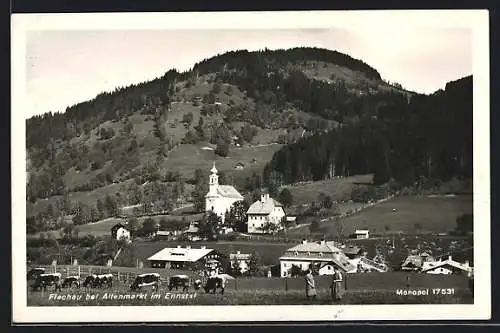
110, 223, 131, 243
234, 162, 245, 170
279, 240, 357, 277
401, 255, 424, 271
183, 221, 203, 241
147, 245, 222, 274
421, 256, 472, 275
205, 162, 244, 223
229, 251, 252, 274
247, 193, 286, 233
355, 229, 370, 239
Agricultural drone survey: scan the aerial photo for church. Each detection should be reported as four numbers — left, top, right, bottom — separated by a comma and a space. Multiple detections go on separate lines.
205, 162, 244, 222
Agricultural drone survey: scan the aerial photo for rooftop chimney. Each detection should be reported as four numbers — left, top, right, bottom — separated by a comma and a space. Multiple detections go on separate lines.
186, 245, 191, 249
464, 260, 469, 267
320, 239, 325, 245
261, 193, 269, 203
448, 255, 452, 261
177, 245, 181, 248
237, 250, 241, 255
201, 246, 206, 249
302, 239, 307, 245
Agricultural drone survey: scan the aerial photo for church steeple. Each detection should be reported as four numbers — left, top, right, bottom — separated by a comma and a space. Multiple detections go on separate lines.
209, 162, 219, 193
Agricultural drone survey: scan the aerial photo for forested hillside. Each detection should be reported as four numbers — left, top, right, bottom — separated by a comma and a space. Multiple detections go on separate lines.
25, 47, 472, 234
263, 76, 472, 187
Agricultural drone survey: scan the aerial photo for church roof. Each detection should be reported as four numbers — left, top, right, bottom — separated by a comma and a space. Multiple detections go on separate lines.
217, 185, 244, 199
247, 197, 282, 215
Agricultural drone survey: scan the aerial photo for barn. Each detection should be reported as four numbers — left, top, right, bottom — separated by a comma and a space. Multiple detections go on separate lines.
147, 245, 222, 274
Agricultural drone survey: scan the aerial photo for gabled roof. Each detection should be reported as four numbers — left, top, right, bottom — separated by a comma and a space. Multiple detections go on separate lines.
147, 247, 214, 262
247, 197, 283, 215
229, 253, 252, 260
285, 241, 342, 254
111, 223, 128, 232
402, 255, 423, 268
421, 259, 471, 273
217, 185, 244, 199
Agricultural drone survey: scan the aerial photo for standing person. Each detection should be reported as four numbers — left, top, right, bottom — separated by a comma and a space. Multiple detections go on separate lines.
304, 269, 317, 301
331, 268, 343, 301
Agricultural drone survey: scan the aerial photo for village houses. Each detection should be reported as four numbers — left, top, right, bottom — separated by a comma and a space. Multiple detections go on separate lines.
147, 245, 222, 275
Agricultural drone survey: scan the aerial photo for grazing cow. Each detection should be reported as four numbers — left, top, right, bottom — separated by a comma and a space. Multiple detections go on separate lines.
95, 274, 113, 288
62, 276, 81, 289
27, 267, 45, 280
130, 273, 160, 291
203, 275, 225, 294
32, 273, 62, 292
193, 279, 202, 290
83, 274, 97, 288
168, 275, 190, 291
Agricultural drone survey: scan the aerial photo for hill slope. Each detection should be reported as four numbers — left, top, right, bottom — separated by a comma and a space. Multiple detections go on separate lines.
25, 47, 471, 236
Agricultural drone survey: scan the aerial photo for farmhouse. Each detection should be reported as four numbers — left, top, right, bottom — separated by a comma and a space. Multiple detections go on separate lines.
401, 255, 424, 271
205, 162, 244, 223
147, 245, 222, 273
247, 193, 286, 233
110, 223, 131, 242
279, 240, 357, 277
354, 229, 369, 239
229, 251, 252, 274
421, 256, 472, 275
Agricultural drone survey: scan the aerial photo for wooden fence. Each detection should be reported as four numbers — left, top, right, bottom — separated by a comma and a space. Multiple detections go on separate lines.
31, 265, 471, 292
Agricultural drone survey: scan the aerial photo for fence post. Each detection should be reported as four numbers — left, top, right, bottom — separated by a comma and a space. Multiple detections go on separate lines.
118, 271, 120, 283
78, 266, 80, 277
285, 278, 288, 292
344, 275, 348, 291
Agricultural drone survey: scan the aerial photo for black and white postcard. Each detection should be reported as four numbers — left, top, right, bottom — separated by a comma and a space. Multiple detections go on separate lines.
11, 10, 490, 322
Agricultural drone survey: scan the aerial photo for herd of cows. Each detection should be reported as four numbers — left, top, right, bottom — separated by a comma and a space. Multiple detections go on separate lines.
27, 268, 227, 294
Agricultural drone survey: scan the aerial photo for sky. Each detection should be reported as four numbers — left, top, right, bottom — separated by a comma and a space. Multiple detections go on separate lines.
25, 28, 472, 118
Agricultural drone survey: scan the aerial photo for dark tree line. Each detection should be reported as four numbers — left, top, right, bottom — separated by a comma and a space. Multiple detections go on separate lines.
263, 76, 473, 187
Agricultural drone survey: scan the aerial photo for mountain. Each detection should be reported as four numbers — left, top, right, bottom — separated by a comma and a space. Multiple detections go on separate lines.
25, 47, 471, 234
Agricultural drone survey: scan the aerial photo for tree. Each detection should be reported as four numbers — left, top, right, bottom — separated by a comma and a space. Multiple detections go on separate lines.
456, 213, 473, 234
104, 194, 119, 217
225, 200, 249, 232
127, 217, 141, 237
309, 219, 321, 233
247, 251, 260, 277
318, 193, 333, 209
142, 217, 159, 237
267, 182, 278, 198
215, 139, 229, 157
278, 188, 293, 208
159, 217, 169, 230
198, 211, 221, 240
290, 264, 303, 277
192, 169, 208, 212
182, 112, 194, 127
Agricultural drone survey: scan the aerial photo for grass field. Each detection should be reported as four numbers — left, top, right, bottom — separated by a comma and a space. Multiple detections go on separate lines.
279, 174, 374, 206
27, 271, 473, 306
294, 194, 473, 236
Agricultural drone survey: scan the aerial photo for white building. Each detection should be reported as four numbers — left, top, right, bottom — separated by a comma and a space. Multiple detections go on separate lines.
110, 223, 131, 243
247, 193, 286, 233
355, 229, 369, 239
147, 245, 221, 274
421, 256, 472, 275
279, 240, 357, 277
205, 162, 244, 223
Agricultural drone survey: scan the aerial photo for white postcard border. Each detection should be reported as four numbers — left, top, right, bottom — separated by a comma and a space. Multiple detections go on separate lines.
12, 10, 490, 323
